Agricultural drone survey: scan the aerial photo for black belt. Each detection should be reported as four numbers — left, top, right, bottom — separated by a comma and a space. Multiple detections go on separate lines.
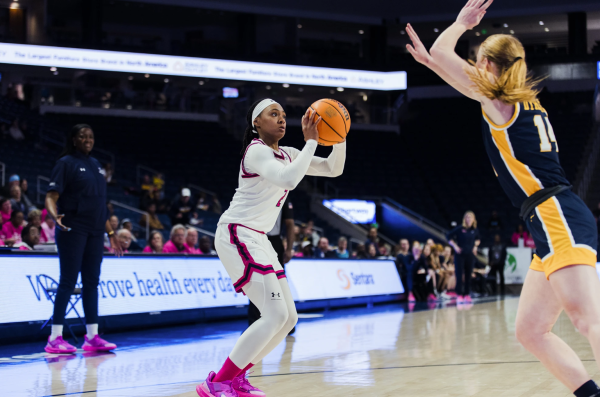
519, 185, 571, 221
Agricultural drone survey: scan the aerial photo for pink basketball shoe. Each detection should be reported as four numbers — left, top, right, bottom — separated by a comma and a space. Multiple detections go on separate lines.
44, 336, 77, 354
457, 295, 465, 304
232, 371, 265, 397
82, 335, 117, 352
464, 295, 473, 304
197, 371, 239, 397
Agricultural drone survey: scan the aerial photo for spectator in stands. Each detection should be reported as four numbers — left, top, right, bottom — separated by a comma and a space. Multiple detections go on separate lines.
198, 235, 217, 255
106, 202, 115, 218
120, 219, 142, 252
314, 237, 336, 259
153, 173, 165, 197
8, 118, 25, 141
447, 211, 480, 304
303, 220, 320, 246
211, 195, 223, 215
189, 212, 204, 227
114, 229, 132, 253
0, 198, 12, 225
472, 258, 489, 296
20, 179, 36, 213
15, 223, 40, 251
40, 210, 56, 244
488, 234, 507, 295
109, 215, 119, 233
28, 209, 42, 228
0, 210, 24, 246
354, 243, 367, 259
366, 243, 378, 259
365, 227, 381, 256
102, 163, 115, 185
440, 245, 456, 297
511, 224, 535, 247
2, 174, 20, 197
139, 203, 164, 230
406, 241, 422, 302
335, 236, 349, 258
185, 228, 201, 254
169, 188, 193, 226
412, 244, 435, 301
163, 224, 188, 253
395, 239, 410, 290
143, 230, 164, 253
140, 175, 153, 193
196, 192, 210, 211
486, 210, 503, 232
9, 185, 28, 217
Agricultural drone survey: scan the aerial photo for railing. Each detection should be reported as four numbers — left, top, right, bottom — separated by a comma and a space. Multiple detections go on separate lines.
0, 162, 5, 187
380, 196, 448, 236
136, 165, 161, 187
110, 200, 149, 241
36, 176, 50, 204
188, 225, 216, 238
189, 184, 217, 197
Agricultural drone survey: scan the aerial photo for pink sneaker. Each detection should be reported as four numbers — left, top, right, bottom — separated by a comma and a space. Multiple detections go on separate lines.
408, 292, 416, 302
447, 291, 458, 298
197, 371, 239, 397
232, 371, 265, 397
82, 335, 117, 352
464, 295, 473, 304
427, 294, 437, 302
45, 336, 77, 354
457, 295, 465, 304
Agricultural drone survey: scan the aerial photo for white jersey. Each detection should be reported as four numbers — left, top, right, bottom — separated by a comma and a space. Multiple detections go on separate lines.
218, 137, 346, 233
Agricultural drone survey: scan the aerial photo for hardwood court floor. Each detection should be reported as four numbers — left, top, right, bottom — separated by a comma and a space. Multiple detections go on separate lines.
0, 297, 597, 396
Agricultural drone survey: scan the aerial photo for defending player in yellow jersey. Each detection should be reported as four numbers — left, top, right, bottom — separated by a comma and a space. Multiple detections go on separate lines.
405, 1, 600, 396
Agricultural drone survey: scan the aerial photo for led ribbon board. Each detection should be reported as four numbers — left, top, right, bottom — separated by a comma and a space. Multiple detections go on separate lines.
0, 43, 407, 90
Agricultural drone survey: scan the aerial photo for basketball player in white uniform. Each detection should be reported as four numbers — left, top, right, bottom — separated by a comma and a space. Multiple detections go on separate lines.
196, 98, 346, 397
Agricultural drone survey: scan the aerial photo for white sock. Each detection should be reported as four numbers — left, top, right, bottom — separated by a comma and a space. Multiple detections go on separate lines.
50, 325, 63, 341
86, 324, 98, 338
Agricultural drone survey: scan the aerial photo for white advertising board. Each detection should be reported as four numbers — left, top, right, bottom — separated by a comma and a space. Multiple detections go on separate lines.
481, 247, 532, 285
0, 43, 407, 90
0, 256, 404, 324
285, 259, 404, 301
323, 199, 377, 224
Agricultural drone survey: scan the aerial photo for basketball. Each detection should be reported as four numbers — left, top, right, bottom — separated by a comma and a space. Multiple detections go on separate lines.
309, 98, 351, 146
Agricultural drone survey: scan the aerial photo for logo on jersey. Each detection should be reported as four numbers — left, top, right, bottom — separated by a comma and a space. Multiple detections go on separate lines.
79, 168, 86, 172
271, 292, 281, 299
98, 167, 106, 176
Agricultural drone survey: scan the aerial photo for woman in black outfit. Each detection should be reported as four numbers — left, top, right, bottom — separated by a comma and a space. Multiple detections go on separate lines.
447, 211, 480, 304
44, 124, 123, 354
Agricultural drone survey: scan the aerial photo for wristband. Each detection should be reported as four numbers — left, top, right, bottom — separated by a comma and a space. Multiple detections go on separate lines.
108, 231, 115, 237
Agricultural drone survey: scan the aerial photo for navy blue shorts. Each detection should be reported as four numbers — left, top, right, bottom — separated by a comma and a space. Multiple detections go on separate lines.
527, 190, 597, 278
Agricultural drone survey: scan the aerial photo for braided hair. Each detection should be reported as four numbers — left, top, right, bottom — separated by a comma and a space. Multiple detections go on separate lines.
241, 99, 266, 155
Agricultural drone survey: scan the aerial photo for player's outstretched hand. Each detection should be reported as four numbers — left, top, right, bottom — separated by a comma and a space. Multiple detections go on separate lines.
456, 0, 493, 30
405, 24, 432, 66
301, 108, 321, 143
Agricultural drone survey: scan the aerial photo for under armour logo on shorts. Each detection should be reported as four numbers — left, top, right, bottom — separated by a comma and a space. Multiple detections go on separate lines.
271, 292, 281, 298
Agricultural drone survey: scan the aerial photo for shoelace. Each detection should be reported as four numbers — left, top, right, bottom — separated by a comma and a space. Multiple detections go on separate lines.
238, 372, 258, 391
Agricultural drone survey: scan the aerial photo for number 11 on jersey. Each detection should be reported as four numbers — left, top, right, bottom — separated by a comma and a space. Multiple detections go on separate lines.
534, 115, 559, 152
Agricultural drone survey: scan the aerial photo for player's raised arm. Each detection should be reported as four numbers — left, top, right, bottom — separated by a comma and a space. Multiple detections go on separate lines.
429, 0, 493, 100
405, 23, 478, 100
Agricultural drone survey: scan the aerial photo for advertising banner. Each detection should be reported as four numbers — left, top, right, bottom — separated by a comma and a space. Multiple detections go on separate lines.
285, 259, 404, 301
0, 256, 404, 324
0, 43, 407, 90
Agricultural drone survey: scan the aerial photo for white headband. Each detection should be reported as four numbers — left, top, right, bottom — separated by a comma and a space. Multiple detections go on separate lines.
252, 98, 279, 133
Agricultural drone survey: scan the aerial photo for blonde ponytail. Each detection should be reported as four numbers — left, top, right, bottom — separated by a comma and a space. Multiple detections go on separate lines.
466, 35, 544, 105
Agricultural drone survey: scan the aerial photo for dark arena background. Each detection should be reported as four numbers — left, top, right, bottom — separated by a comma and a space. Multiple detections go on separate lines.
0, 0, 599, 396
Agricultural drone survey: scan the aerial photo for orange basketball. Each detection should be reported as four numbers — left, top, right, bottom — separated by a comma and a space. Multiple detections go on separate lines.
309, 98, 351, 146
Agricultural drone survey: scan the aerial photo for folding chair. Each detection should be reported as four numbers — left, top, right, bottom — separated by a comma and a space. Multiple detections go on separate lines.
38, 275, 86, 342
